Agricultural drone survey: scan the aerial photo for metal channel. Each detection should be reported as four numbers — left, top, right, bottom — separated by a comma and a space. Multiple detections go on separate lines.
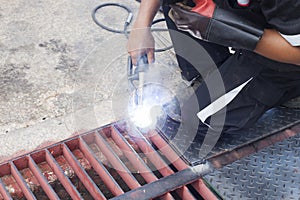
45, 149, 83, 200
78, 137, 124, 196
206, 124, 300, 169
205, 132, 300, 199
119, 127, 197, 200
167, 107, 300, 165
94, 130, 141, 189
27, 156, 59, 200
110, 127, 174, 200
10, 161, 36, 200
62, 143, 106, 200
0, 178, 12, 200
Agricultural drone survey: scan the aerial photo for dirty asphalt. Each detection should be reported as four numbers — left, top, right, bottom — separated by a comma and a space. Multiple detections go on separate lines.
0, 0, 181, 161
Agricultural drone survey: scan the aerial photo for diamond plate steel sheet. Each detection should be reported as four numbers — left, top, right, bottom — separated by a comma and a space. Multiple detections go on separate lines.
161, 107, 300, 165
204, 134, 300, 199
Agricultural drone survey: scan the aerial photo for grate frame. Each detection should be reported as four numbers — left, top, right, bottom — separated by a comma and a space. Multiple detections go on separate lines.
0, 123, 215, 200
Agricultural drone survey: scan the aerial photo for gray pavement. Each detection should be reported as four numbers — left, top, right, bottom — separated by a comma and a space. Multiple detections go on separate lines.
0, 0, 181, 162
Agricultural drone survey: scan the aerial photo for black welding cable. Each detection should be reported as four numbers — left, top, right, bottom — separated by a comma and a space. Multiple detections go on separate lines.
91, 3, 173, 51
152, 18, 172, 52
92, 3, 133, 35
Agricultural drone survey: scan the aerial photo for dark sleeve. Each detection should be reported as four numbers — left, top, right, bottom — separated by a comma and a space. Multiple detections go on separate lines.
261, 0, 300, 34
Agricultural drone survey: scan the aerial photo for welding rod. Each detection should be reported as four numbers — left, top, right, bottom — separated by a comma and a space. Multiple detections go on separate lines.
136, 55, 148, 106
137, 71, 144, 105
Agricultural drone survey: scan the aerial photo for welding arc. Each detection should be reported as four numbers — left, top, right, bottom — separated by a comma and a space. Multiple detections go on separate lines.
92, 3, 173, 52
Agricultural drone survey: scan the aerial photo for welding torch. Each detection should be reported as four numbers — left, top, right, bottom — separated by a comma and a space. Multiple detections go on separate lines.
127, 55, 149, 106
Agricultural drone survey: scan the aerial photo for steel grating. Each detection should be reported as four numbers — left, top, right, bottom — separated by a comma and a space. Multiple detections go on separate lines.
162, 107, 300, 165
0, 123, 216, 200
204, 132, 300, 199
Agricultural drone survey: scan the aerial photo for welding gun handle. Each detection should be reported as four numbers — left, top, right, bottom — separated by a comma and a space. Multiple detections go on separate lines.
137, 54, 148, 66
127, 54, 149, 81
127, 55, 148, 74
136, 54, 149, 73
127, 56, 134, 78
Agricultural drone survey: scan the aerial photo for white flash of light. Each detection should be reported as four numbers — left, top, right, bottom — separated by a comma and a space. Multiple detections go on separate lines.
129, 104, 164, 129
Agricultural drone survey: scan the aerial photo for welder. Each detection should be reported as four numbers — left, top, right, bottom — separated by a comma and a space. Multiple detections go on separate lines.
127, 0, 300, 136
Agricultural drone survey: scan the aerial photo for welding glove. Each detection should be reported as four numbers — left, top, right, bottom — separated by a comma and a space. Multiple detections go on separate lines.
169, 0, 264, 50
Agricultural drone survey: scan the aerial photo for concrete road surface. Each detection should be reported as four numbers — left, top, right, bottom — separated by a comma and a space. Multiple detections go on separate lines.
0, 0, 182, 162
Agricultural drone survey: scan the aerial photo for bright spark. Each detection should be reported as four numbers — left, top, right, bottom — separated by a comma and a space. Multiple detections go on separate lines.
129, 104, 163, 129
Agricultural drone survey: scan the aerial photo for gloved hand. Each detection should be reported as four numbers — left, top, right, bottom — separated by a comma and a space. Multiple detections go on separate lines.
169, 0, 264, 50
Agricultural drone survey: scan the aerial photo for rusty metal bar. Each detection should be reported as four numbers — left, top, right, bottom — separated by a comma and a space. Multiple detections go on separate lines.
62, 143, 106, 200
131, 133, 175, 174
0, 178, 12, 200
45, 149, 82, 200
94, 131, 141, 189
111, 163, 213, 200
9, 161, 36, 200
150, 133, 187, 170
78, 137, 124, 196
110, 127, 159, 182
27, 155, 59, 200
207, 124, 300, 169
110, 127, 174, 200
131, 132, 197, 200
149, 132, 218, 200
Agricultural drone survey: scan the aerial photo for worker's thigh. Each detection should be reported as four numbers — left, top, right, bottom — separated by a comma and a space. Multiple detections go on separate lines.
162, 5, 231, 81
189, 50, 300, 135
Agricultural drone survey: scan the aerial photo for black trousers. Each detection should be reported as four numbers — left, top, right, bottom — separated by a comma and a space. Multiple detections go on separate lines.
163, 6, 300, 135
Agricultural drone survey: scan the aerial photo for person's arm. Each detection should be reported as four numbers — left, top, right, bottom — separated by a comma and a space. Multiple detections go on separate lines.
256, 0, 300, 65
127, 0, 161, 65
255, 29, 300, 65
168, 0, 300, 66
134, 0, 160, 27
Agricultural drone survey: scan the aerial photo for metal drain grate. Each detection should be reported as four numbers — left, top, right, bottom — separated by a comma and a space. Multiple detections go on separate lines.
0, 123, 216, 200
